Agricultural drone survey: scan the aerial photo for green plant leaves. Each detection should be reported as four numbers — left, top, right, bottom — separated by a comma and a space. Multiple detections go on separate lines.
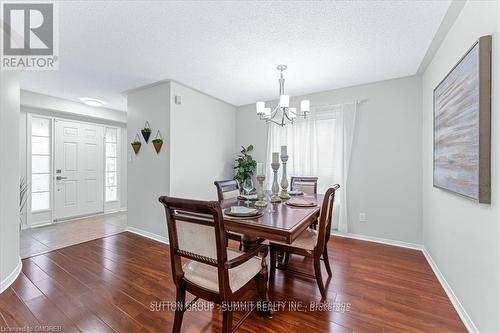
234, 144, 257, 187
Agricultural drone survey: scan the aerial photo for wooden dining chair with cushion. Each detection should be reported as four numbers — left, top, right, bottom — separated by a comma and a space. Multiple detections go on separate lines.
214, 179, 241, 201
214, 180, 244, 248
290, 176, 319, 194
159, 196, 269, 333
291, 177, 320, 233
269, 184, 339, 298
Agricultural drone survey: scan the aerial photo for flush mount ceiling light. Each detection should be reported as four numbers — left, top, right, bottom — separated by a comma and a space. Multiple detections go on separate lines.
79, 97, 107, 107
256, 64, 310, 127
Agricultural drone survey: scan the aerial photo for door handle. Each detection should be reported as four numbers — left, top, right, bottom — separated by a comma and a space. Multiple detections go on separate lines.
56, 176, 68, 180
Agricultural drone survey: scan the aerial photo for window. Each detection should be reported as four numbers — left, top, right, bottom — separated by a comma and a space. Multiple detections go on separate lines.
31, 117, 51, 212
265, 103, 358, 233
265, 107, 339, 193
105, 127, 118, 202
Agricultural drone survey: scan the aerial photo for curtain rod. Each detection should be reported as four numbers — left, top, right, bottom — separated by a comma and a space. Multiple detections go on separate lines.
311, 99, 367, 109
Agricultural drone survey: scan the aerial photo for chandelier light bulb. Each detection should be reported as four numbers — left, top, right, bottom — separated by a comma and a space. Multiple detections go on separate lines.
279, 95, 289, 108
300, 100, 310, 113
289, 107, 297, 119
256, 101, 265, 115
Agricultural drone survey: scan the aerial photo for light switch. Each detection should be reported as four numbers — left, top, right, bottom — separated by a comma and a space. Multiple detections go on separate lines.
359, 213, 368, 223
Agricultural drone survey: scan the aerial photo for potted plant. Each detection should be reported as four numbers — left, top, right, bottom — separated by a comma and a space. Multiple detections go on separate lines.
152, 138, 163, 154
141, 121, 151, 143
234, 145, 257, 189
131, 134, 142, 154
152, 130, 163, 154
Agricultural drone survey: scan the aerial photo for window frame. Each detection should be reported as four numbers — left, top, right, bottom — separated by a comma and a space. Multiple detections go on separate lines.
30, 116, 52, 213
104, 126, 120, 204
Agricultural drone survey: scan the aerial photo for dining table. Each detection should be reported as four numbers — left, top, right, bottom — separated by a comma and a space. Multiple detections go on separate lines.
221, 192, 323, 252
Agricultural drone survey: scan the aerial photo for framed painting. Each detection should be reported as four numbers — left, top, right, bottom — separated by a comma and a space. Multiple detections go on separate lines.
433, 35, 492, 203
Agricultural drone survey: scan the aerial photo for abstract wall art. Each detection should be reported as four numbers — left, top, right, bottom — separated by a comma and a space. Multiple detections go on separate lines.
433, 35, 492, 203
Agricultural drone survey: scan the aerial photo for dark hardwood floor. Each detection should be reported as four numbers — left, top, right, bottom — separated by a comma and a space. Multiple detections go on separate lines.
0, 232, 466, 332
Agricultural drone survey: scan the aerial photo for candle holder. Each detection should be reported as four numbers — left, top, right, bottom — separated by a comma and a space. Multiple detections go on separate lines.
255, 175, 267, 208
270, 162, 281, 203
279, 154, 290, 199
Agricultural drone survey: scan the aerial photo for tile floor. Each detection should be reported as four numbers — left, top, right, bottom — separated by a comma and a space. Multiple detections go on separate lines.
20, 211, 127, 258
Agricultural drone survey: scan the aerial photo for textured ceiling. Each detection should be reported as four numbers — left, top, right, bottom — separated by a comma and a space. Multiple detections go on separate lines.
20, 0, 451, 111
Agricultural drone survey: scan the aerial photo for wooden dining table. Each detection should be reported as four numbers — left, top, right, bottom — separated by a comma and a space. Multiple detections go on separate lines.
221, 193, 323, 251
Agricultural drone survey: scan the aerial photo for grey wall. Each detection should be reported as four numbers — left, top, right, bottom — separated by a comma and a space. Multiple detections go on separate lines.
169, 81, 236, 200
0, 71, 21, 291
127, 82, 171, 238
422, 1, 499, 331
126, 81, 237, 238
236, 76, 423, 244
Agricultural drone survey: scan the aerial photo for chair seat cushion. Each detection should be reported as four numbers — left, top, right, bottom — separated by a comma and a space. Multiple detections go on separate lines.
272, 228, 318, 251
183, 248, 262, 293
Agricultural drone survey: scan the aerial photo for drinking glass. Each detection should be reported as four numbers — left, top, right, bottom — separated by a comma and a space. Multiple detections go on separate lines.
243, 178, 254, 206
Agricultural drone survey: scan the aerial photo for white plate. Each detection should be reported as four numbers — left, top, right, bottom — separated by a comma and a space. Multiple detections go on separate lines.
289, 190, 304, 196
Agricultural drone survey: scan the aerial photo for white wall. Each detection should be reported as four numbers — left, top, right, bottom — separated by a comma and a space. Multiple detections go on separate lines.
237, 76, 423, 245
169, 81, 236, 200
127, 82, 171, 238
0, 71, 21, 292
422, 1, 499, 332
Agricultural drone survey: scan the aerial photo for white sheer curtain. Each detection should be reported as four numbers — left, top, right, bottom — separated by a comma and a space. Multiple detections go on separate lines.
265, 102, 357, 233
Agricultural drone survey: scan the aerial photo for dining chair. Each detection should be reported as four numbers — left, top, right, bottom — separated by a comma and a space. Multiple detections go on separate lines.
269, 184, 339, 298
159, 196, 269, 333
290, 176, 319, 194
214, 179, 241, 201
291, 177, 319, 234
214, 180, 244, 248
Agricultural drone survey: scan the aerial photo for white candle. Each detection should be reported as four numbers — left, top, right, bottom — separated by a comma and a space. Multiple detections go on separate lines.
272, 152, 279, 164
281, 145, 287, 156
257, 162, 264, 176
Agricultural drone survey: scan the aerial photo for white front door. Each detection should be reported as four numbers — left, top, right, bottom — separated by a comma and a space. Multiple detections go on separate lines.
54, 120, 104, 220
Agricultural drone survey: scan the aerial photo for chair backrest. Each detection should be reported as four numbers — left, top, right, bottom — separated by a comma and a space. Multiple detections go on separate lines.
316, 184, 340, 254
290, 176, 318, 194
214, 179, 240, 202
159, 196, 231, 295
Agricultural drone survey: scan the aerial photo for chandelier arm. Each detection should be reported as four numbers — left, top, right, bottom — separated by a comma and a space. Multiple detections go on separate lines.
266, 118, 286, 127
268, 104, 280, 120
283, 109, 295, 123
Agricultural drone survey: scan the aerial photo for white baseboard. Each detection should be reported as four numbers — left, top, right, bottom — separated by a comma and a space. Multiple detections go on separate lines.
422, 247, 477, 333
332, 231, 423, 251
0, 257, 22, 293
126, 226, 169, 245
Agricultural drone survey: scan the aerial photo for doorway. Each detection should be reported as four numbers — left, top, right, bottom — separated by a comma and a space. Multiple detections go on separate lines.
25, 115, 122, 228
54, 119, 104, 220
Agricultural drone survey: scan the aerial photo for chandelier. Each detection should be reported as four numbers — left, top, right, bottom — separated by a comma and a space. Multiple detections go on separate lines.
256, 64, 310, 126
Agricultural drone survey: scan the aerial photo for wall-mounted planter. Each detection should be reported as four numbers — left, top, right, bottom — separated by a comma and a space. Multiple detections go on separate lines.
152, 130, 163, 154
141, 121, 151, 143
131, 134, 142, 154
